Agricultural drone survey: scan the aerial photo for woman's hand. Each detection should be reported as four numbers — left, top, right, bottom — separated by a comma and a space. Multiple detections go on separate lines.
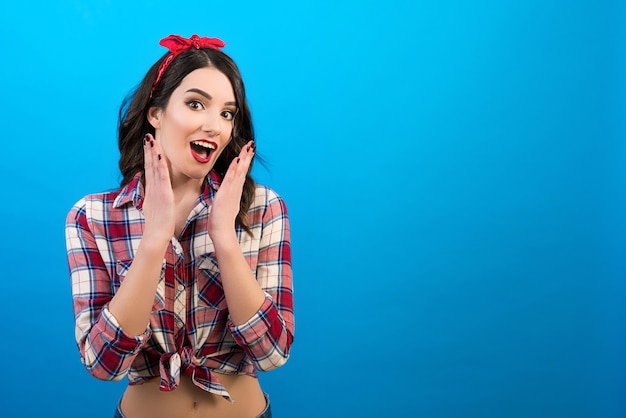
208, 140, 255, 242
142, 133, 175, 243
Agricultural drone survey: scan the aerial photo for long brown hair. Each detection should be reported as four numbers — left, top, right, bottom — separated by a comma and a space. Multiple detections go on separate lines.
117, 47, 256, 234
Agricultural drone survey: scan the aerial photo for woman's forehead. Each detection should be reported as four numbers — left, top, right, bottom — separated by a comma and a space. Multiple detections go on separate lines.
175, 67, 235, 101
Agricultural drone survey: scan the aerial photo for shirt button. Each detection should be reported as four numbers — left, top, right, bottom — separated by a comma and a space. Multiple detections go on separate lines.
178, 284, 184, 291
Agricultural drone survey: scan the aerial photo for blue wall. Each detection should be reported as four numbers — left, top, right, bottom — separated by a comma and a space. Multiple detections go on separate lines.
0, 1, 624, 417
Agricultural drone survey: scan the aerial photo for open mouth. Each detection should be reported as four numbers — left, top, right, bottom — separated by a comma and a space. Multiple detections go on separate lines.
190, 140, 217, 163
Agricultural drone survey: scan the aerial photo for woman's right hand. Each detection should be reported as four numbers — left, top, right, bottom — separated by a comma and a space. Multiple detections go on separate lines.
142, 133, 175, 243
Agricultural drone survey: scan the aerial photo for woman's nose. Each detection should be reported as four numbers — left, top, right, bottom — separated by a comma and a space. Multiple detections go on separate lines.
201, 113, 222, 136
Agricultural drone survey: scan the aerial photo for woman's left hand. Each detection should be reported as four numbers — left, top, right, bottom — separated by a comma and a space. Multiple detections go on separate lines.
208, 140, 255, 241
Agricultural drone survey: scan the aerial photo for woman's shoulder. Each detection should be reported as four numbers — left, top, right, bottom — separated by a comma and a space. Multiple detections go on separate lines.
251, 184, 289, 222
69, 189, 121, 208
69, 175, 142, 215
253, 184, 287, 206
66, 189, 124, 223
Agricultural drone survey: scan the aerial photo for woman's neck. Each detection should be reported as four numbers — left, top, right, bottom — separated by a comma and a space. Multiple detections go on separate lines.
169, 171, 205, 200
169, 174, 206, 237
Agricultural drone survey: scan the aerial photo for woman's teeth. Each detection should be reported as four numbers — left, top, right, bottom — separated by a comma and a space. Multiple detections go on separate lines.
191, 141, 215, 158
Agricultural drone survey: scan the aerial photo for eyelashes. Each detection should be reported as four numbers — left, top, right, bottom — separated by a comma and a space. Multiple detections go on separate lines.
221, 110, 235, 121
186, 99, 204, 110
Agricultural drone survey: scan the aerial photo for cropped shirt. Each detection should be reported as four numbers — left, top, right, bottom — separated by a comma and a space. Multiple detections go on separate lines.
65, 172, 294, 401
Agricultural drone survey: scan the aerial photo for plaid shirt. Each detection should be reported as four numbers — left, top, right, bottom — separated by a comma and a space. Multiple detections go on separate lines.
65, 172, 294, 401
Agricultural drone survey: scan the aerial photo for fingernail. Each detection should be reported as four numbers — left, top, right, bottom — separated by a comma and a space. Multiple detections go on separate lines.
158, 154, 161, 160
236, 157, 240, 164
143, 134, 148, 144
150, 140, 154, 148
251, 142, 256, 151
246, 145, 251, 152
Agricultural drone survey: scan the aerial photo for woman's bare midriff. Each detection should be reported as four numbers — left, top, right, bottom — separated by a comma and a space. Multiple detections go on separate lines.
120, 373, 267, 418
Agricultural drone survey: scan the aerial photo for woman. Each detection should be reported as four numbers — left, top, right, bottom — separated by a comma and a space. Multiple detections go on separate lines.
65, 34, 294, 418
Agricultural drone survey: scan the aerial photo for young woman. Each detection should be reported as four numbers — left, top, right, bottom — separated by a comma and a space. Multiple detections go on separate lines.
65, 34, 294, 418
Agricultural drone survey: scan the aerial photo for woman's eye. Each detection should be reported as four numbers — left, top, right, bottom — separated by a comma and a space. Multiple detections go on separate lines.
222, 110, 235, 121
187, 100, 204, 110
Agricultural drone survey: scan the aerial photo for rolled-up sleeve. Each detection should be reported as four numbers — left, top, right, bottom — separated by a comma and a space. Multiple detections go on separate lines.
228, 190, 294, 371
66, 199, 150, 381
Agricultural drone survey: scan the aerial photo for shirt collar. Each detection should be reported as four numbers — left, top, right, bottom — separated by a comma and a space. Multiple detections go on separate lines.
206, 170, 223, 192
113, 173, 144, 209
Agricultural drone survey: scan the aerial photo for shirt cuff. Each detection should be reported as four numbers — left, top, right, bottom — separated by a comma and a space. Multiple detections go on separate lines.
98, 304, 151, 353
228, 296, 278, 345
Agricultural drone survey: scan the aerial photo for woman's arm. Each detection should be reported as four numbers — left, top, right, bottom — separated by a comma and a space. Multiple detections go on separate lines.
66, 134, 174, 380
209, 142, 266, 324
209, 142, 294, 371
66, 200, 156, 381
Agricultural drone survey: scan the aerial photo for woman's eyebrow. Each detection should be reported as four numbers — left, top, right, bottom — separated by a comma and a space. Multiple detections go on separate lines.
186, 88, 237, 106
186, 88, 212, 100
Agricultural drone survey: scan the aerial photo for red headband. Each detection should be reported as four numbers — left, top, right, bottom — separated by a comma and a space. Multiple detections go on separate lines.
150, 34, 226, 98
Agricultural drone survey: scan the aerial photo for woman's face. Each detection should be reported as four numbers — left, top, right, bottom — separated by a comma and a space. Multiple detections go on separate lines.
148, 66, 236, 184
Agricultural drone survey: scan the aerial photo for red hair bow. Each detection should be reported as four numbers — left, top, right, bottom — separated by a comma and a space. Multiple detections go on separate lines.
151, 34, 226, 97
159, 34, 226, 55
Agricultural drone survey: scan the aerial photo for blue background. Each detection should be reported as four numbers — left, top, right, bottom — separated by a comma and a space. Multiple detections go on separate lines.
0, 1, 624, 417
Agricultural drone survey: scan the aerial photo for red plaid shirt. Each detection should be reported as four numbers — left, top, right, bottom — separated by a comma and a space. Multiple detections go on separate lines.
65, 173, 294, 401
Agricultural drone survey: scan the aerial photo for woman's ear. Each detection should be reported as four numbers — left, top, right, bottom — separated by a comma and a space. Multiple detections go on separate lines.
147, 107, 162, 129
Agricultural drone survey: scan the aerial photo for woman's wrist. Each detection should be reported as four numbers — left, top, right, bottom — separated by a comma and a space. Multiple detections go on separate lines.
211, 229, 240, 254
140, 229, 171, 253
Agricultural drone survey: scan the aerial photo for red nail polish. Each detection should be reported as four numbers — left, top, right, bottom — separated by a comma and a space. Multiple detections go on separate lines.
236, 157, 240, 164
246, 146, 251, 152
158, 154, 161, 160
